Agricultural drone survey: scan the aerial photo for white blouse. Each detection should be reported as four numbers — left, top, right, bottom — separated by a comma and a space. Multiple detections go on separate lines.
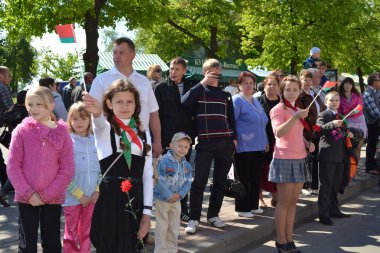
92, 114, 153, 215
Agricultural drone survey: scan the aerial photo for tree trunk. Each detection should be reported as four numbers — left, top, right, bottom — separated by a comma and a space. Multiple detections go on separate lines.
356, 67, 365, 94
83, 0, 106, 76
208, 26, 218, 58
290, 45, 298, 75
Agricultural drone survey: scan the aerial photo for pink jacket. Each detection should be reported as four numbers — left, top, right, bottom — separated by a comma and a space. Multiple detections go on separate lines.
338, 93, 364, 119
7, 117, 74, 204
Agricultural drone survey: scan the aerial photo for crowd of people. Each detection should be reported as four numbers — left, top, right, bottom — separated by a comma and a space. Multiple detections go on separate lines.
0, 40, 379, 253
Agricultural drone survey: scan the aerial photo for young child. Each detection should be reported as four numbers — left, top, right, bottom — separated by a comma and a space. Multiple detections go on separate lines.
181, 58, 237, 234
268, 75, 314, 253
83, 79, 153, 253
303, 47, 321, 69
63, 102, 101, 253
7, 86, 74, 252
316, 91, 352, 226
153, 132, 193, 253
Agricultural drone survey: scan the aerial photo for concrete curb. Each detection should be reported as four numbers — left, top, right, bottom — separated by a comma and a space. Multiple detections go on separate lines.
190, 169, 377, 253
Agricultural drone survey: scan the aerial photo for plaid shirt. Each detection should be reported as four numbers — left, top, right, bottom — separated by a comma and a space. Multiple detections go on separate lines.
363, 86, 380, 122
0, 82, 14, 125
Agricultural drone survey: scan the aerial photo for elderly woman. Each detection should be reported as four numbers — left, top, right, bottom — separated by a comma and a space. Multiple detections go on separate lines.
271, 69, 285, 83
233, 71, 269, 218
147, 64, 162, 89
258, 75, 281, 207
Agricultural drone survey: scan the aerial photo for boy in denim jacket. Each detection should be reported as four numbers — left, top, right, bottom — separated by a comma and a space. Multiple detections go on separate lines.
154, 132, 193, 253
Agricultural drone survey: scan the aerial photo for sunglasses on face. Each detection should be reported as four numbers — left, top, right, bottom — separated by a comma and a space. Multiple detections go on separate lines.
154, 69, 162, 73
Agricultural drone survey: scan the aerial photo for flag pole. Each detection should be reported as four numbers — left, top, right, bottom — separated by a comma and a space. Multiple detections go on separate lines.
307, 88, 323, 110
342, 109, 355, 121
74, 40, 86, 93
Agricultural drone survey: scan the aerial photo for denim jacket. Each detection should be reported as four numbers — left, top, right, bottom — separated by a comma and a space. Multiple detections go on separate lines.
153, 150, 192, 202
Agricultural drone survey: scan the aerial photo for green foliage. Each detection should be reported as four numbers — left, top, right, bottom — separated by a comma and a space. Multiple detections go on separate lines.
0, 36, 37, 92
239, 0, 362, 74
37, 48, 80, 80
136, 0, 244, 60
331, 0, 380, 74
0, 0, 166, 73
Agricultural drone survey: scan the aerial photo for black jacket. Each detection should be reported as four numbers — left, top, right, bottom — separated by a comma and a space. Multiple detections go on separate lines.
316, 110, 346, 163
154, 78, 196, 149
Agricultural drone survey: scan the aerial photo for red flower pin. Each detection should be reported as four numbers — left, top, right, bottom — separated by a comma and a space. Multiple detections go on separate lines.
120, 180, 133, 193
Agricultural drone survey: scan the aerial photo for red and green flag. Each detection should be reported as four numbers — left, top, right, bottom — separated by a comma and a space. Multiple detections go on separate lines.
321, 81, 337, 92
352, 104, 363, 114
342, 104, 363, 120
55, 24, 76, 43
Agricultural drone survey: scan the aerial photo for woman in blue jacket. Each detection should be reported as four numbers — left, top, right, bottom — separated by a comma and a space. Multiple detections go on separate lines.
233, 71, 269, 218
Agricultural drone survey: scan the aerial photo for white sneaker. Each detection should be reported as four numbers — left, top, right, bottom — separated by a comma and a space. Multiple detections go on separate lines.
207, 216, 226, 228
236, 211, 254, 218
251, 208, 264, 214
301, 189, 311, 196
185, 220, 199, 234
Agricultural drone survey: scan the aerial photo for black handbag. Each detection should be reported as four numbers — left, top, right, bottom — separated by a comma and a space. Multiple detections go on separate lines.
210, 159, 246, 200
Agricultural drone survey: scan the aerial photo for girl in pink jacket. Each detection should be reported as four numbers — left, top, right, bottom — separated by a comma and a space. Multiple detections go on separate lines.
7, 86, 74, 253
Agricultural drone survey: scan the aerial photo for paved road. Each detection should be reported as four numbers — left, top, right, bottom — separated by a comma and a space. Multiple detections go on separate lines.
235, 187, 380, 253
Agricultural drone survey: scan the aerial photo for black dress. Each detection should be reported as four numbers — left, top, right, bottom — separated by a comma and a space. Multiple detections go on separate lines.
90, 128, 146, 253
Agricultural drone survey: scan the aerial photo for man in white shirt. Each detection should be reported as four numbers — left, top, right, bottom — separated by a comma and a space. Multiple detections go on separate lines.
89, 37, 163, 156
224, 78, 238, 95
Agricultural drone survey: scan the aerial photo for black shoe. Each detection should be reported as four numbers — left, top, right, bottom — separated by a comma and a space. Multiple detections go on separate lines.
319, 217, 334, 225
331, 212, 351, 218
275, 241, 292, 253
288, 241, 302, 253
0, 193, 10, 207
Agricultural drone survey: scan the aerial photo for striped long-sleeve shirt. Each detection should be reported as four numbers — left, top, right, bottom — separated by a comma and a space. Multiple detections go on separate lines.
181, 83, 237, 141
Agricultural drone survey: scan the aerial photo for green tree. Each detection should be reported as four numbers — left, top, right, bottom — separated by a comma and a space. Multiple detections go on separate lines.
239, 0, 360, 74
331, 0, 380, 92
0, 0, 165, 75
100, 27, 120, 53
136, 0, 243, 61
37, 48, 80, 80
0, 36, 37, 92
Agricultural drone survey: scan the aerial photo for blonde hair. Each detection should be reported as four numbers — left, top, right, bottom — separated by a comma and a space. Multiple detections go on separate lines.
147, 64, 161, 80
324, 91, 339, 103
67, 102, 92, 136
26, 86, 54, 110
202, 58, 220, 74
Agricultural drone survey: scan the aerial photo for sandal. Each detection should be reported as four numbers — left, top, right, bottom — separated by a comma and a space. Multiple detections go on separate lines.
180, 212, 190, 222
259, 198, 268, 208
275, 241, 292, 253
288, 241, 302, 253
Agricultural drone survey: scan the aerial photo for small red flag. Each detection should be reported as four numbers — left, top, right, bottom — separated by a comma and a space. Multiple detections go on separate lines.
55, 24, 76, 43
321, 81, 337, 92
352, 104, 363, 114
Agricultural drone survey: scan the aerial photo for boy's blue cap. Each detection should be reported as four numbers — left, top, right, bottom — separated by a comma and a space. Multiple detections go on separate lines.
310, 47, 321, 56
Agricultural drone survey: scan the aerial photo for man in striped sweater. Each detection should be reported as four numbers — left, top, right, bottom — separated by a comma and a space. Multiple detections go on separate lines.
181, 59, 237, 234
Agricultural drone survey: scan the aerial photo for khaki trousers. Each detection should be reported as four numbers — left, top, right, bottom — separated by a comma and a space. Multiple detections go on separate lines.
154, 199, 181, 253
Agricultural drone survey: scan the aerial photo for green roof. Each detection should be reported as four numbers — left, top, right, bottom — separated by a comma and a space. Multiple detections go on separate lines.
184, 57, 248, 82
97, 52, 169, 74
